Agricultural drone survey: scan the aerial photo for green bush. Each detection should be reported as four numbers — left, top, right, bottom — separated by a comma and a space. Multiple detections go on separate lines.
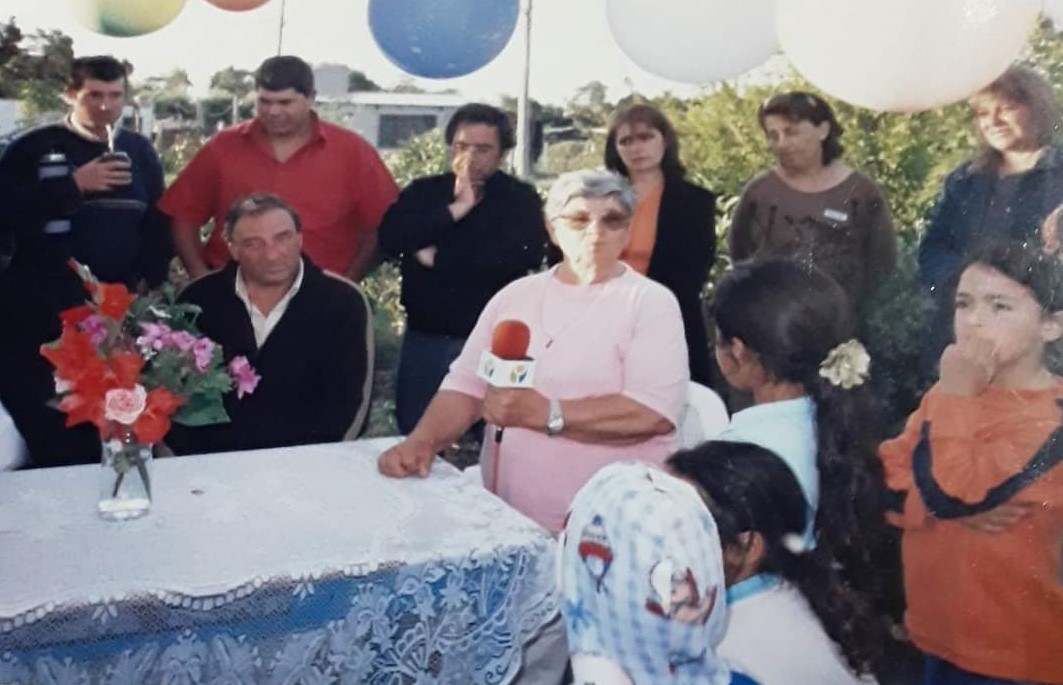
861, 241, 935, 435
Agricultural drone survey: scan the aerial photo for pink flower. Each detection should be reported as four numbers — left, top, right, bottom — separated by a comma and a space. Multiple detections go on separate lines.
103, 384, 147, 425
169, 331, 197, 353
79, 315, 109, 346
137, 322, 173, 352
228, 356, 260, 399
191, 337, 215, 372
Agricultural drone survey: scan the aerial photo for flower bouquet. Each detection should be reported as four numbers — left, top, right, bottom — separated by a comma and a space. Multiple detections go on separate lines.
40, 260, 260, 520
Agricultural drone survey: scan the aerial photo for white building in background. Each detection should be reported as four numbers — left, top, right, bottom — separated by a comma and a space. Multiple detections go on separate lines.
317, 92, 467, 151
310, 64, 467, 151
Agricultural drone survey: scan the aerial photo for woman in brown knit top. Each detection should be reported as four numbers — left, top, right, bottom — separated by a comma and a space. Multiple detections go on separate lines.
729, 92, 897, 309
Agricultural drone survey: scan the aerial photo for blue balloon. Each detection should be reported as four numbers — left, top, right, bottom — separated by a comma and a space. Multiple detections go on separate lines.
369, 0, 519, 79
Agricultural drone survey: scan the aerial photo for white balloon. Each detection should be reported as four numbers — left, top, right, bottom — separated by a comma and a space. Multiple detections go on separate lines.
70, 0, 188, 37
607, 0, 779, 84
777, 0, 1040, 112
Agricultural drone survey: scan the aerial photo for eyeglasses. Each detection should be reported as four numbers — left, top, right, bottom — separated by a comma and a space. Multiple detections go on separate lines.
552, 212, 630, 232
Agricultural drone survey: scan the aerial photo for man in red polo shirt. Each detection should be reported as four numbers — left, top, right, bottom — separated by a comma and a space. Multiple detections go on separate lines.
159, 56, 399, 282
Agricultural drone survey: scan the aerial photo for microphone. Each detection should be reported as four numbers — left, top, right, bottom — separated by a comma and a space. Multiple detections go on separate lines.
477, 319, 535, 391
477, 320, 535, 493
491, 319, 531, 363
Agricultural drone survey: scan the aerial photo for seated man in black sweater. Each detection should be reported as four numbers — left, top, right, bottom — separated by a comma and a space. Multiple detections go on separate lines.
165, 194, 371, 455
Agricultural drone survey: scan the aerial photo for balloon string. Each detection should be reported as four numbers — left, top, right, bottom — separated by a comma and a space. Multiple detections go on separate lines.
277, 0, 287, 54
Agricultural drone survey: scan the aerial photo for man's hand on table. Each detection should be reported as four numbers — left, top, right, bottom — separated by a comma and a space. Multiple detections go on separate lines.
378, 438, 435, 478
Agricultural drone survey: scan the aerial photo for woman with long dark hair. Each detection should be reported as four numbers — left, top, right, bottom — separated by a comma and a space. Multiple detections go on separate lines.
604, 103, 717, 386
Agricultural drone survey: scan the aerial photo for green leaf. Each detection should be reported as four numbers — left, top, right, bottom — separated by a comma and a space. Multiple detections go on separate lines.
173, 391, 230, 426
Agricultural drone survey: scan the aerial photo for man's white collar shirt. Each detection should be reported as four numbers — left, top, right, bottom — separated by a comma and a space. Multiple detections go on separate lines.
234, 259, 305, 349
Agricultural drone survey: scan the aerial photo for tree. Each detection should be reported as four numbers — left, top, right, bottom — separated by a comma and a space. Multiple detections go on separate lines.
567, 80, 611, 129
135, 69, 196, 122
208, 66, 254, 126
0, 19, 23, 97
0, 21, 74, 120
209, 66, 253, 96
391, 78, 425, 94
152, 94, 197, 121
348, 70, 382, 92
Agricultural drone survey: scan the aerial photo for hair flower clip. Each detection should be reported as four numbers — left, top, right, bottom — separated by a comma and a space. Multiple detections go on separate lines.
818, 339, 870, 389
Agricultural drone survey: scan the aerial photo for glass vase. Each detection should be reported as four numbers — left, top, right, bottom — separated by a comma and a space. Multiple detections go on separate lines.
98, 429, 153, 521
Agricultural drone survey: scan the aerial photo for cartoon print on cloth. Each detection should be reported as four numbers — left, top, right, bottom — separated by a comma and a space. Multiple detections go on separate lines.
578, 515, 614, 592
644, 557, 718, 624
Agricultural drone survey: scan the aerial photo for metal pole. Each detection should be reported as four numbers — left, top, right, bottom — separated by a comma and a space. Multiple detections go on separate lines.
277, 0, 287, 54
514, 0, 533, 179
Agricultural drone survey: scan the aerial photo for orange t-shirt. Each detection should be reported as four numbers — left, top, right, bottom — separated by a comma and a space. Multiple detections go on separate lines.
621, 184, 663, 275
879, 383, 1063, 683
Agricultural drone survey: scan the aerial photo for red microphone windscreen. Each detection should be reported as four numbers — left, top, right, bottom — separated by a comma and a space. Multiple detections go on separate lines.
491, 320, 531, 361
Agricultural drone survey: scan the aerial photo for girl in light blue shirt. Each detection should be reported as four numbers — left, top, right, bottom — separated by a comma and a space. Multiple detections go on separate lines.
711, 259, 887, 593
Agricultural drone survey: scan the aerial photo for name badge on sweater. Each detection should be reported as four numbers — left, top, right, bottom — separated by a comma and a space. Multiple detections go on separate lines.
823, 208, 849, 223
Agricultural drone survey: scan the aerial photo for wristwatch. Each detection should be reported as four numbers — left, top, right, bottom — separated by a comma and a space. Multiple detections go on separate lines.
546, 398, 565, 437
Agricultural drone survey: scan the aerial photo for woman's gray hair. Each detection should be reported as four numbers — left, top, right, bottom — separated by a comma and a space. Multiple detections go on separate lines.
545, 169, 637, 220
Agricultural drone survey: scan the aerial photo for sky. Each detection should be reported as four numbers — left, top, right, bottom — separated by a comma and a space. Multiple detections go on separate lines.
4, 0, 718, 106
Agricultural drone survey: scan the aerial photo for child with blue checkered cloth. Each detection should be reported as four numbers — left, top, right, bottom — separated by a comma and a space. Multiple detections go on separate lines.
560, 459, 758, 685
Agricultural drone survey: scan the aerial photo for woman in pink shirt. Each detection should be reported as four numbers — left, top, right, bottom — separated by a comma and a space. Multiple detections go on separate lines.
378, 169, 690, 532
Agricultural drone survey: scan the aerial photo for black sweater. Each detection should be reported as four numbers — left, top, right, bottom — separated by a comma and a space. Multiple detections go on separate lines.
378, 170, 547, 338
0, 122, 171, 288
165, 259, 370, 456
648, 178, 716, 387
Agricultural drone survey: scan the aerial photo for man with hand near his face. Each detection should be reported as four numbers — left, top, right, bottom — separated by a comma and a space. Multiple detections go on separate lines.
164, 194, 372, 456
378, 103, 547, 434
160, 55, 398, 283
0, 54, 171, 468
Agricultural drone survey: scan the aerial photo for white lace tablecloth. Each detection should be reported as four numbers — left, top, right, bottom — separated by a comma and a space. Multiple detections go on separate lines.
0, 438, 560, 684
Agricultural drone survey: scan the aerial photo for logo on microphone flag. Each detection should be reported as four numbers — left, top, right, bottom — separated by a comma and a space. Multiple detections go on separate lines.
478, 351, 535, 388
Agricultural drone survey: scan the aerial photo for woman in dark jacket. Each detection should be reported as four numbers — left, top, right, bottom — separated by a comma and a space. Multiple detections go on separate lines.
918, 65, 1063, 364
604, 103, 717, 386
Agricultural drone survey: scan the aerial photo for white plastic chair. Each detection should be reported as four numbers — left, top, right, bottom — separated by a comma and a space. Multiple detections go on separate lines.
0, 399, 28, 471
676, 381, 730, 448
462, 463, 484, 487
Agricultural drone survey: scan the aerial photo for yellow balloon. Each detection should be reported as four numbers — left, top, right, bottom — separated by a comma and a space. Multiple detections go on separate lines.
205, 0, 272, 11
71, 0, 188, 37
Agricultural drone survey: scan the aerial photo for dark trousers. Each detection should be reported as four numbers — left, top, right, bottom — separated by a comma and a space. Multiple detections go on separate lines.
0, 263, 99, 468
395, 329, 468, 435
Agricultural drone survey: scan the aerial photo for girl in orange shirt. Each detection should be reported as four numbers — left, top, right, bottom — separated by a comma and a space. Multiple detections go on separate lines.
880, 241, 1063, 684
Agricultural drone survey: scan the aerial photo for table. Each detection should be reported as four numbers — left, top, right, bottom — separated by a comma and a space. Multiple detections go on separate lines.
0, 438, 559, 684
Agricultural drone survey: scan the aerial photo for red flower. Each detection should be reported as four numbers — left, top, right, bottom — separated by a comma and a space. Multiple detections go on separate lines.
94, 283, 136, 321
40, 325, 103, 385
132, 388, 185, 443
41, 328, 147, 438
60, 304, 95, 328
